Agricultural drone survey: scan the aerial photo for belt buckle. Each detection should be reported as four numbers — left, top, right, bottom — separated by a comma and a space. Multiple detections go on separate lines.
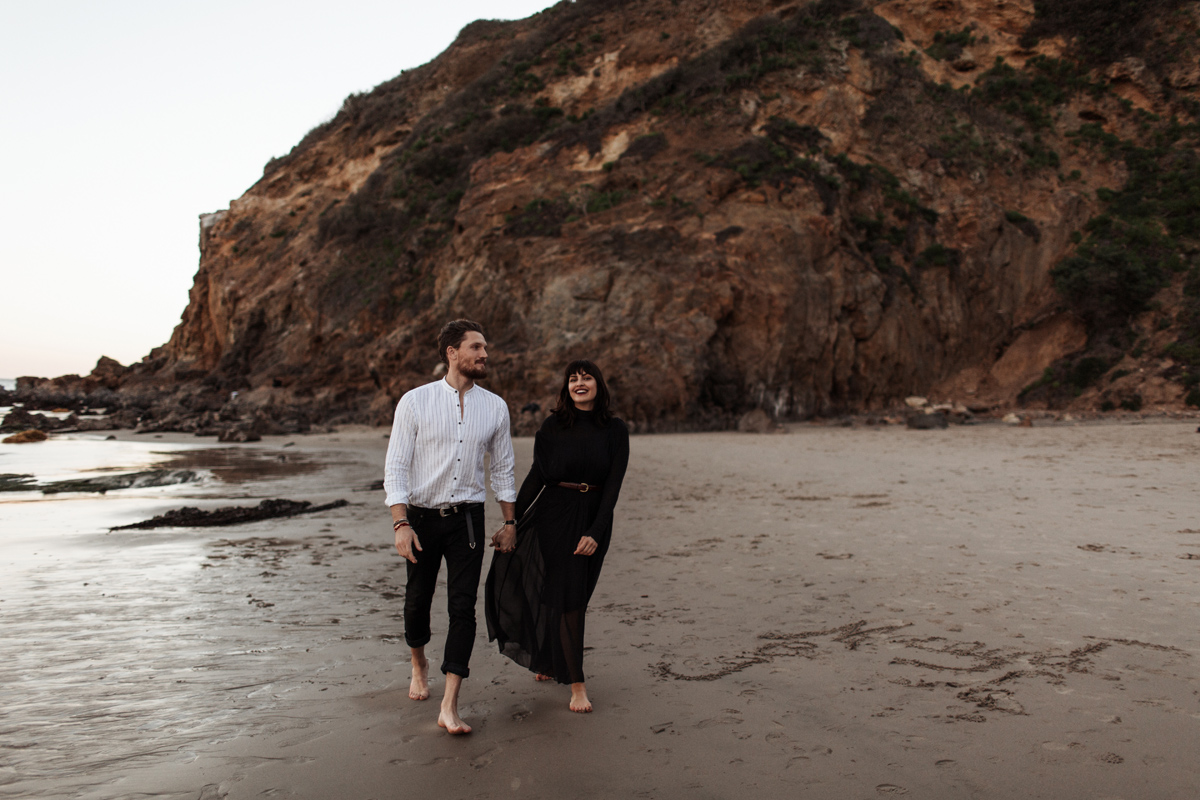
438, 506, 456, 517
580, 483, 589, 493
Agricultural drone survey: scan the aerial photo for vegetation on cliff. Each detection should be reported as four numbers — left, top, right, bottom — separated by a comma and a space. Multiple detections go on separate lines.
27, 0, 1200, 429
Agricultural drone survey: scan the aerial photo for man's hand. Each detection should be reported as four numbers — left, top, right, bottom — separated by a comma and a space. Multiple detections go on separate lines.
491, 523, 516, 553
574, 535, 598, 556
395, 525, 422, 564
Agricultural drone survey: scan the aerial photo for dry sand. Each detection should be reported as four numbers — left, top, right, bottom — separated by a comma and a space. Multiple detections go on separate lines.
2, 420, 1198, 799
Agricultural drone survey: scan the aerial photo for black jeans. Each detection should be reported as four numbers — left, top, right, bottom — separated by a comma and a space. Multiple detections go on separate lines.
404, 504, 486, 678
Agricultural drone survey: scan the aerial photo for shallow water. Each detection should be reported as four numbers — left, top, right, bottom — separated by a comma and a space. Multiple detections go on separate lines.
0, 432, 369, 796
1, 438, 211, 552
0, 437, 324, 534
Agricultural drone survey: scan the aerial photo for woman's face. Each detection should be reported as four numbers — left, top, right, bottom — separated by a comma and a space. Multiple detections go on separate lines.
568, 371, 598, 410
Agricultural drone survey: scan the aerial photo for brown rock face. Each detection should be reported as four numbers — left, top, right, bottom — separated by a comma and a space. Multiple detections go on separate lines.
100, 0, 1200, 428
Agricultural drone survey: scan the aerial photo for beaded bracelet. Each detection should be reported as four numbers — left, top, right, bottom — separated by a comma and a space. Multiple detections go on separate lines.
392, 519, 410, 531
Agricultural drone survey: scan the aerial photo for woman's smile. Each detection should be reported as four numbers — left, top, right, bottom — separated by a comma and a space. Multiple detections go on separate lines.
568, 372, 597, 409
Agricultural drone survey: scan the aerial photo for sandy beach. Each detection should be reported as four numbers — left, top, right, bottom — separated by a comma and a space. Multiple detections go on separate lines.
1, 420, 1198, 799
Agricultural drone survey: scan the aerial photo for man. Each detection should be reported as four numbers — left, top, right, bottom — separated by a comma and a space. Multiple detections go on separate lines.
384, 319, 518, 735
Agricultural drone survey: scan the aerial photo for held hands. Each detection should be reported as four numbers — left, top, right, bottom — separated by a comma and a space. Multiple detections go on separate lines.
395, 526, 422, 564
491, 523, 516, 553
574, 535, 598, 556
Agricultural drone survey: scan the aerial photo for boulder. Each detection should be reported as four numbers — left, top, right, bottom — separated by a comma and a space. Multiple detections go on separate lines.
906, 412, 948, 430
1, 407, 74, 433
89, 356, 130, 390
218, 424, 262, 443
3, 429, 48, 444
736, 408, 776, 433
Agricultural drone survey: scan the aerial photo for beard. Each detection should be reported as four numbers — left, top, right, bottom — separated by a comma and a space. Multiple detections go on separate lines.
460, 360, 489, 380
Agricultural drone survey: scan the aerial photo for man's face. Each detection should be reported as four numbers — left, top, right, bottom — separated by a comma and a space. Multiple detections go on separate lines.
450, 331, 489, 379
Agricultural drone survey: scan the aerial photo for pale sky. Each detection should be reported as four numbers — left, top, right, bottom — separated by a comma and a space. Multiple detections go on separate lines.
0, 0, 556, 379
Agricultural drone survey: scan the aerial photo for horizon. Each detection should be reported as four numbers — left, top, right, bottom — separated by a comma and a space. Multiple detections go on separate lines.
0, 0, 556, 380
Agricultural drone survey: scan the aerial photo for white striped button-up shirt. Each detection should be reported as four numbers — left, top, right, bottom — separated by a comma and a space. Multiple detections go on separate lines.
383, 378, 516, 509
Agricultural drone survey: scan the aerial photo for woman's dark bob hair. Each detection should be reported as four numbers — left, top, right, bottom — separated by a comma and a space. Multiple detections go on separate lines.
553, 359, 613, 426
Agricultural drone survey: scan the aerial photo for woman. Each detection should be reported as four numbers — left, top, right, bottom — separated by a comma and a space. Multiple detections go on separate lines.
485, 359, 629, 712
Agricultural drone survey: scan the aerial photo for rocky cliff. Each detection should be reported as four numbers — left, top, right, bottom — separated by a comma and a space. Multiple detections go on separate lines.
25, 0, 1200, 430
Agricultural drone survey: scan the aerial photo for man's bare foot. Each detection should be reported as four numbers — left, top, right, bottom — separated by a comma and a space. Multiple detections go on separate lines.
569, 683, 592, 713
437, 707, 473, 735
534, 673, 554, 682
409, 656, 430, 700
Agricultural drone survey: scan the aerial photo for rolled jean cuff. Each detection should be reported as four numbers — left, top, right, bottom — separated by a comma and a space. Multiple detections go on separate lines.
442, 659, 470, 678
406, 633, 431, 649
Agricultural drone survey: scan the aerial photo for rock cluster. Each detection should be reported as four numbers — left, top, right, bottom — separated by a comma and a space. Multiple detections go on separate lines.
111, 498, 349, 530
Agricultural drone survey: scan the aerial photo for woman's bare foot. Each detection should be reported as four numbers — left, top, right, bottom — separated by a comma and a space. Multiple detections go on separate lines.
437, 706, 472, 735
534, 673, 554, 682
569, 683, 592, 713
409, 655, 430, 701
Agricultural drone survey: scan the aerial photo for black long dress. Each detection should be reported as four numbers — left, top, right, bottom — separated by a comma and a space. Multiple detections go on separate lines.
485, 410, 629, 684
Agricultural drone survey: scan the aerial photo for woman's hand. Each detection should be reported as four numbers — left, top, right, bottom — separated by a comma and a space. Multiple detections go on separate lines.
574, 535, 598, 556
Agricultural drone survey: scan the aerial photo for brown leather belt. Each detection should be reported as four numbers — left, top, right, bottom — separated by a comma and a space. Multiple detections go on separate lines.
558, 481, 596, 493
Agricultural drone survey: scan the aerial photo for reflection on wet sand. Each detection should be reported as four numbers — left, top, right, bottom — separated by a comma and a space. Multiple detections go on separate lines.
0, 432, 369, 798
148, 447, 323, 483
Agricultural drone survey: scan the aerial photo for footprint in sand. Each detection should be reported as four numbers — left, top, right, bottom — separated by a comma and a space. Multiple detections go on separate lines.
876, 785, 909, 794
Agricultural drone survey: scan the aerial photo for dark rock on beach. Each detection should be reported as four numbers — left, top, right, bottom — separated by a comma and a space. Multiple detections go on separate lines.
2, 430, 49, 444
218, 424, 262, 443
74, 409, 141, 431
39, 469, 199, 495
0, 407, 76, 433
737, 408, 781, 433
0, 473, 38, 491
111, 498, 349, 530
906, 412, 949, 430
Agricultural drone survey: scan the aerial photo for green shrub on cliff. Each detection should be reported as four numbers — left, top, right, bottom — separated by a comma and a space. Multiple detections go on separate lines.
924, 27, 975, 62
1022, 0, 1190, 66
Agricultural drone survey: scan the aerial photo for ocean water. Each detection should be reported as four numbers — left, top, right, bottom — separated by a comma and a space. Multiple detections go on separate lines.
0, 377, 15, 391
3, 437, 211, 538
0, 433, 324, 575
0, 431, 374, 793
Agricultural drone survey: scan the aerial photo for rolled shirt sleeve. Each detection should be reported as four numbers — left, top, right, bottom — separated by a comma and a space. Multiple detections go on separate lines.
383, 394, 417, 507
488, 403, 517, 504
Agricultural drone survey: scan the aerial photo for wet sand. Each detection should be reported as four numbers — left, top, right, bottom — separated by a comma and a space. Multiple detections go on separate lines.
1, 421, 1197, 798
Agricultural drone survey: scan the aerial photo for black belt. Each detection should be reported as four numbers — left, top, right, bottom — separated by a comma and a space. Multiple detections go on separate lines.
410, 503, 484, 549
